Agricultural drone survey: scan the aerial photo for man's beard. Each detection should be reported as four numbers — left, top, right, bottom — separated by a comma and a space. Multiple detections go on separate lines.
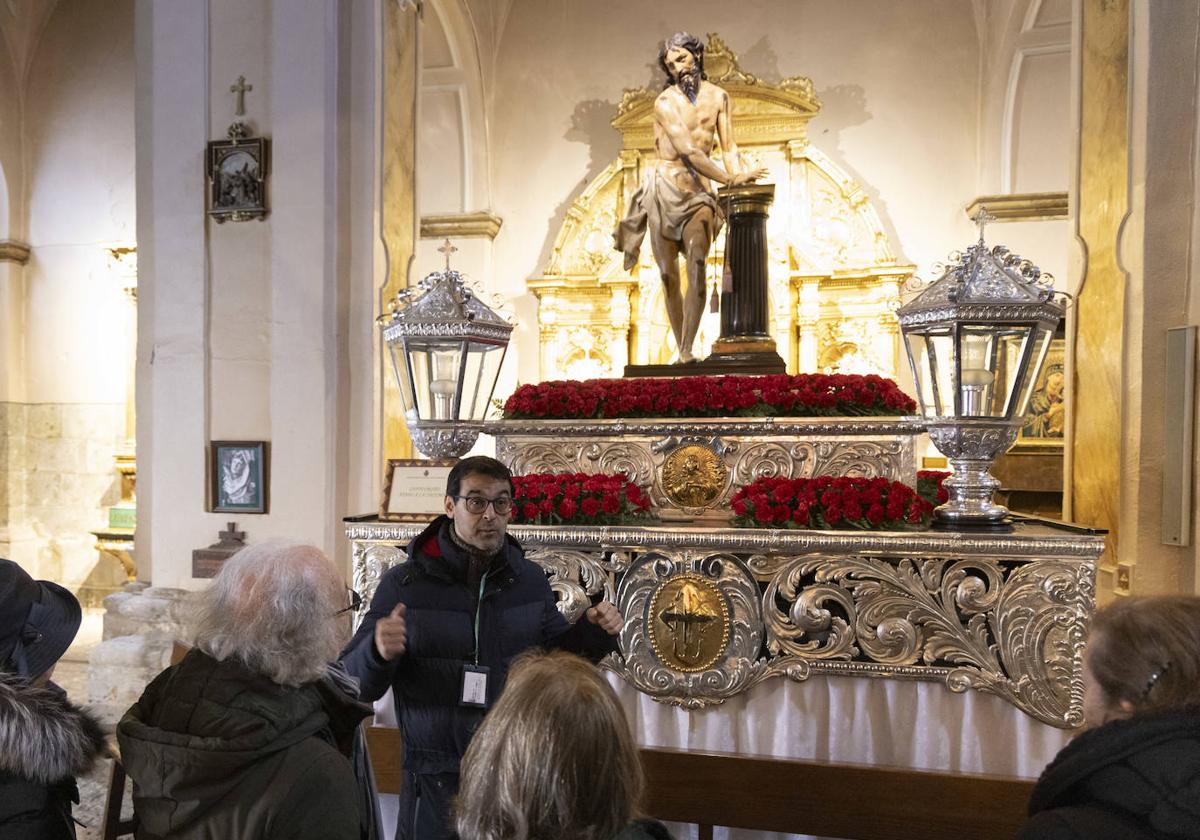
677, 68, 701, 103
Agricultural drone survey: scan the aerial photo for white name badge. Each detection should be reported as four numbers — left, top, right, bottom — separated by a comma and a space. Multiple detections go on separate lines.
461, 664, 489, 708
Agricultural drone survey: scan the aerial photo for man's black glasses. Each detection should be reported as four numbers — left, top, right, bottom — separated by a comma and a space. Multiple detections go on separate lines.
451, 495, 513, 515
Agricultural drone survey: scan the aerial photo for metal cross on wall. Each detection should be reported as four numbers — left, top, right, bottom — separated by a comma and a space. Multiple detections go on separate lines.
230, 75, 253, 117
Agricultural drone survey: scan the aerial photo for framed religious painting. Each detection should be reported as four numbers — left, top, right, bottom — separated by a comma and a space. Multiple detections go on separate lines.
1015, 337, 1067, 449
380, 459, 456, 522
209, 441, 270, 514
206, 134, 269, 223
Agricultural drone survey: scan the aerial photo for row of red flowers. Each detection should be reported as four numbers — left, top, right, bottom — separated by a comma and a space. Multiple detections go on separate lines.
730, 475, 934, 530
502, 374, 916, 420
509, 472, 655, 526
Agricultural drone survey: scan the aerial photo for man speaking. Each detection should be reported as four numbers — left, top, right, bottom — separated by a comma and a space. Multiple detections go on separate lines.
340, 456, 623, 840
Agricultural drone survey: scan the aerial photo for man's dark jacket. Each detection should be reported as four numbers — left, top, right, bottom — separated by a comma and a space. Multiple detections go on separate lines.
339, 516, 617, 840
0, 675, 105, 840
1016, 706, 1200, 839
117, 648, 372, 840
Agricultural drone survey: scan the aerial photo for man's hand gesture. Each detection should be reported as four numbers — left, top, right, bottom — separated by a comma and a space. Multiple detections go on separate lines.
374, 602, 407, 661
586, 601, 623, 636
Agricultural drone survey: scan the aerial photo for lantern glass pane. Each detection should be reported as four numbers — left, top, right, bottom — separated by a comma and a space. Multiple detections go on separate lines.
397, 339, 464, 421
956, 325, 1002, 417
459, 340, 507, 422
388, 341, 418, 419
1009, 326, 1053, 418
906, 329, 955, 418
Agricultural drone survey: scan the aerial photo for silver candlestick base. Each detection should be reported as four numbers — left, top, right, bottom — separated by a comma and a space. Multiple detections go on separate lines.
925, 421, 1020, 525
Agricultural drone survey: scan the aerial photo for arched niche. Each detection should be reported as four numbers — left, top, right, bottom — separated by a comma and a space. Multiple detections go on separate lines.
528, 34, 913, 378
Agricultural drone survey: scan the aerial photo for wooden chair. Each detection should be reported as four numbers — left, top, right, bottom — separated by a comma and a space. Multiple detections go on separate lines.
364, 725, 1035, 839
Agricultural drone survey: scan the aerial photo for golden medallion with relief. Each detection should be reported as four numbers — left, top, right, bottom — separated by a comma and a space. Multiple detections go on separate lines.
648, 574, 730, 672
661, 444, 726, 508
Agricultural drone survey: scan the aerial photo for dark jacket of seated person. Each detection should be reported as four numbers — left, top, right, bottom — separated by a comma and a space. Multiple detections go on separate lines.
1017, 596, 1200, 840
0, 559, 104, 840
117, 540, 373, 840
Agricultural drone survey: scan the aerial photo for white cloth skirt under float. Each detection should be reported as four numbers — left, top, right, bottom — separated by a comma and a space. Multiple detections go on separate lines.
371, 673, 1068, 840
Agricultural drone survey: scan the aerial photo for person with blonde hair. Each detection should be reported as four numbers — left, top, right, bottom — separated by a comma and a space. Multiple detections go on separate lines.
118, 540, 373, 839
1017, 596, 1200, 839
455, 650, 671, 840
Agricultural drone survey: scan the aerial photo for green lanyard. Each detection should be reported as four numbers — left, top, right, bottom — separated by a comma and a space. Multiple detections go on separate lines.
473, 571, 488, 666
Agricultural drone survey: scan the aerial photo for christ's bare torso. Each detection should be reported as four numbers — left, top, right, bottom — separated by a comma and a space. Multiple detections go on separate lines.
654, 81, 729, 195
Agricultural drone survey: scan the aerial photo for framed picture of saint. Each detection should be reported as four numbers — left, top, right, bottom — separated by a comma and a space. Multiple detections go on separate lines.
1017, 339, 1066, 447
207, 135, 269, 223
209, 441, 270, 514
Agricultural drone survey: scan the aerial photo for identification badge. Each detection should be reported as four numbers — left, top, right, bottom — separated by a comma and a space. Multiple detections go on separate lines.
460, 664, 489, 708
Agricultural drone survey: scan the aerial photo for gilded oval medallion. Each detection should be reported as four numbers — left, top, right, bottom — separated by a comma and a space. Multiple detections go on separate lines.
661, 444, 726, 508
648, 573, 731, 673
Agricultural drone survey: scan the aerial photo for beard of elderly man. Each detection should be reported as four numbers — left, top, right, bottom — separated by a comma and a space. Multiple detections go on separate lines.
117, 540, 375, 840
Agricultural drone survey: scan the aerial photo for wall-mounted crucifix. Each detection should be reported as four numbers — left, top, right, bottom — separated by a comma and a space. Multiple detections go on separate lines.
230, 75, 253, 117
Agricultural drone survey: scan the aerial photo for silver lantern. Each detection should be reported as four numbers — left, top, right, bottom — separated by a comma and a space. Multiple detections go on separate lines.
898, 217, 1067, 525
380, 256, 513, 459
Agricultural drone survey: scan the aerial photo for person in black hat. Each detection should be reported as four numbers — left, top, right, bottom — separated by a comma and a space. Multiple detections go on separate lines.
0, 558, 106, 840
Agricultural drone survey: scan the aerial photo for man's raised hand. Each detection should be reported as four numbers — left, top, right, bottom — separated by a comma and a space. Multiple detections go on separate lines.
374, 602, 408, 661
585, 601, 624, 636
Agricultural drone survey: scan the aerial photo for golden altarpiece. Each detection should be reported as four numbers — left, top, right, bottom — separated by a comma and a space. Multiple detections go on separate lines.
528, 35, 913, 378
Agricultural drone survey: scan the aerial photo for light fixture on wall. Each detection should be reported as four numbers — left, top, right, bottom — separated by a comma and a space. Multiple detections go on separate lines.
897, 210, 1068, 526
380, 240, 513, 458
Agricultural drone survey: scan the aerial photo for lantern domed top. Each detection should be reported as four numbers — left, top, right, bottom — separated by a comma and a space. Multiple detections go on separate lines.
897, 234, 1067, 329
381, 268, 513, 345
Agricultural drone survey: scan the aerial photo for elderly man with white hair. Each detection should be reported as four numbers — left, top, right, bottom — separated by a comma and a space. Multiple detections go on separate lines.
117, 540, 372, 840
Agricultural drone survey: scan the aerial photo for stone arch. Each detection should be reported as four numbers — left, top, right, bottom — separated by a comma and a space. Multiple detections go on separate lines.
529, 34, 913, 378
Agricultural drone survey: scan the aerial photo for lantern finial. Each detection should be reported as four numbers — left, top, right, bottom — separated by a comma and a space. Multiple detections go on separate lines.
971, 206, 994, 246
438, 238, 458, 271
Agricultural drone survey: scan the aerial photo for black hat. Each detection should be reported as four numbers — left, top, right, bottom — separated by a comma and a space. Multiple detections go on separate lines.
0, 559, 81, 680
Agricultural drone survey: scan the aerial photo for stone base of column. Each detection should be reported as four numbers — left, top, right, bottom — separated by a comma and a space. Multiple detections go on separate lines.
88, 583, 191, 727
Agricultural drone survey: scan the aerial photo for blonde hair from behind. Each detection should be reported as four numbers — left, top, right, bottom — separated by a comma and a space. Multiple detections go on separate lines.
455, 650, 644, 840
1087, 595, 1200, 716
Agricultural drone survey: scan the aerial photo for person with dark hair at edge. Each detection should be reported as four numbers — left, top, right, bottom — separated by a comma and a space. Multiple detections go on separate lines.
0, 559, 106, 840
456, 651, 671, 840
1017, 596, 1200, 840
341, 455, 624, 840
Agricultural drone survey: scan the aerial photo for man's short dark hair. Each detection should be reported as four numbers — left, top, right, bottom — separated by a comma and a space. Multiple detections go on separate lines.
658, 31, 706, 86
446, 456, 514, 498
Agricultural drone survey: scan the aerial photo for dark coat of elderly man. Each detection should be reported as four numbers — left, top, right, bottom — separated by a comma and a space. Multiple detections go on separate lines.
118, 541, 373, 840
340, 455, 624, 840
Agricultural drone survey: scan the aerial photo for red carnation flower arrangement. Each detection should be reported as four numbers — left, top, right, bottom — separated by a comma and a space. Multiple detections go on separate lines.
730, 475, 934, 531
502, 373, 916, 420
916, 470, 951, 507
510, 472, 655, 526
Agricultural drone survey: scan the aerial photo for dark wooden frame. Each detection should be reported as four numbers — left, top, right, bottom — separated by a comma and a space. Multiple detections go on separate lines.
208, 440, 270, 514
206, 135, 269, 222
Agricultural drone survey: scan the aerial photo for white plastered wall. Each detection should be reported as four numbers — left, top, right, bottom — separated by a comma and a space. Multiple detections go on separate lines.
135, 0, 382, 588
0, 0, 135, 594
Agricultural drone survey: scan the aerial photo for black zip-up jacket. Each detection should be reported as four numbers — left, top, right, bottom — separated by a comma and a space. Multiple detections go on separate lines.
1017, 706, 1200, 839
339, 516, 617, 838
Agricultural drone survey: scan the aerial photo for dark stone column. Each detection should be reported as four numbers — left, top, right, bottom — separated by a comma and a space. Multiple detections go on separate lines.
707, 184, 785, 372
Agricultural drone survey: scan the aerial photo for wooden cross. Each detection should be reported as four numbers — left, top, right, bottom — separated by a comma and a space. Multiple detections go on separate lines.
438, 238, 458, 270
972, 206, 995, 244
230, 75, 253, 117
